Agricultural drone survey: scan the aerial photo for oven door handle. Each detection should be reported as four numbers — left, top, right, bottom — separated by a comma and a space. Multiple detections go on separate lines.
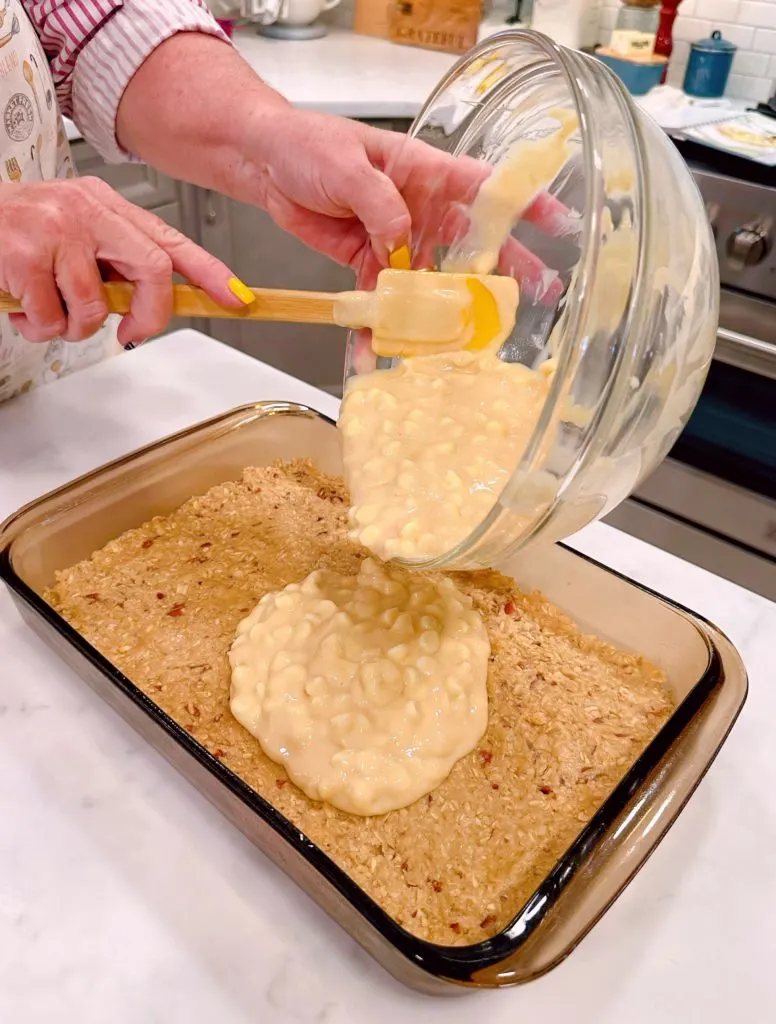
714, 326, 776, 381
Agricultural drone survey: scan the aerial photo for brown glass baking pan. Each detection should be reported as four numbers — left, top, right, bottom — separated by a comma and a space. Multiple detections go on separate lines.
0, 402, 748, 995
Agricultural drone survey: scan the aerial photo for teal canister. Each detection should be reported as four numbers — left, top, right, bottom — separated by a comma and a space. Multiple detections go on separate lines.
683, 31, 737, 98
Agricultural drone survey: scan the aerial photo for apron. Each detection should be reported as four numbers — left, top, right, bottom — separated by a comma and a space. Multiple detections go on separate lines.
0, 0, 121, 405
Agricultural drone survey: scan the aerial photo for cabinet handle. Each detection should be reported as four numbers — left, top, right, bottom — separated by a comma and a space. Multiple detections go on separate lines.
203, 190, 217, 226
715, 326, 776, 380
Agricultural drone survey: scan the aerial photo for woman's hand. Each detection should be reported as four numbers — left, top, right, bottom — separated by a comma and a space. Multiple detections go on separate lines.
0, 177, 249, 346
116, 34, 574, 304
241, 110, 574, 302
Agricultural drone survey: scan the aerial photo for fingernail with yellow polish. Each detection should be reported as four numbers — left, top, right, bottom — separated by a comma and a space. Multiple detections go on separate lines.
228, 276, 255, 305
389, 244, 412, 270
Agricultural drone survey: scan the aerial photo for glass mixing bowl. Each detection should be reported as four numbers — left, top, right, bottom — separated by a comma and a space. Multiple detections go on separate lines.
343, 29, 718, 570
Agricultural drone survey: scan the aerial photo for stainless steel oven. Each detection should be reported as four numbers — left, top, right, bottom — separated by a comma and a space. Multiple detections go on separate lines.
606, 154, 776, 601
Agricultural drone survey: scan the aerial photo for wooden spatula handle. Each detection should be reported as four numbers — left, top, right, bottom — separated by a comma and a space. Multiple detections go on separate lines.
0, 282, 340, 325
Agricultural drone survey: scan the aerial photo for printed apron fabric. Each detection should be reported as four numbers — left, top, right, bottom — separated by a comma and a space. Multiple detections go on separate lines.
0, 0, 121, 405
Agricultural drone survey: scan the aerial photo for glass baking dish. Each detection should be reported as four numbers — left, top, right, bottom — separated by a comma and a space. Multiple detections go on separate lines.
0, 401, 747, 994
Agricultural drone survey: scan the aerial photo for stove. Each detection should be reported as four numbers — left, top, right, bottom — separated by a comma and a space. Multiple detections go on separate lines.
605, 139, 776, 600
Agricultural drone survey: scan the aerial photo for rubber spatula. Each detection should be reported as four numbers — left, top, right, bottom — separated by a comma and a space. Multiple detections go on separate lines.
0, 269, 519, 358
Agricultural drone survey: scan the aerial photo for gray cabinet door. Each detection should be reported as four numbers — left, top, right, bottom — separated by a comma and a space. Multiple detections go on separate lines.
196, 188, 354, 396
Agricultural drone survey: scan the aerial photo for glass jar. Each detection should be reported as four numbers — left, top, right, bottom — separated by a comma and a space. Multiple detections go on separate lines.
343, 29, 718, 571
610, 1, 661, 58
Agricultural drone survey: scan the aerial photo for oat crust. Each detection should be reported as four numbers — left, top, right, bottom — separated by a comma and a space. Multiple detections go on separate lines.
46, 461, 674, 945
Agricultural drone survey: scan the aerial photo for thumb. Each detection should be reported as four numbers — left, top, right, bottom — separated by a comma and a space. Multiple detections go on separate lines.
346, 162, 411, 263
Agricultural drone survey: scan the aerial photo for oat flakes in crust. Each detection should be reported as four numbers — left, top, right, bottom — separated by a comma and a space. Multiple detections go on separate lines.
45, 461, 674, 946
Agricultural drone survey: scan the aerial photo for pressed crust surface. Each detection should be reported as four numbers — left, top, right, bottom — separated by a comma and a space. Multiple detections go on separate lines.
45, 461, 674, 945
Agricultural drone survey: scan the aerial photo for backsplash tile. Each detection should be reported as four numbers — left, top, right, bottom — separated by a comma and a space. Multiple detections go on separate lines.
600, 0, 776, 101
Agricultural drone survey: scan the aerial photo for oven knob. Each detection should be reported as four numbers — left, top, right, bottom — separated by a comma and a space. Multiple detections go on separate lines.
726, 224, 770, 270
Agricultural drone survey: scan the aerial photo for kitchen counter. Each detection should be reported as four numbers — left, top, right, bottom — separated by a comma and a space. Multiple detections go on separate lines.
229, 23, 464, 118
0, 332, 774, 1022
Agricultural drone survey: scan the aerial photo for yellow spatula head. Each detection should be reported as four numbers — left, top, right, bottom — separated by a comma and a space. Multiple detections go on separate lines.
367, 269, 519, 358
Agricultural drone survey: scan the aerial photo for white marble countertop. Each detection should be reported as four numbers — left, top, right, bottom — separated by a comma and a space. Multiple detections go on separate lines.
229, 23, 464, 119
1, 332, 774, 1022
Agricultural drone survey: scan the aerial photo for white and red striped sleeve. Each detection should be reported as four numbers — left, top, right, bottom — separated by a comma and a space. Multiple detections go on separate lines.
23, 0, 229, 163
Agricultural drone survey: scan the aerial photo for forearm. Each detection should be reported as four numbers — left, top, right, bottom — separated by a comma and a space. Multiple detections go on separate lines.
116, 32, 290, 200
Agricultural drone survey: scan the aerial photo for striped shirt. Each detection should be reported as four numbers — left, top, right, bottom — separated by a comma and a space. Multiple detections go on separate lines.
23, 0, 228, 162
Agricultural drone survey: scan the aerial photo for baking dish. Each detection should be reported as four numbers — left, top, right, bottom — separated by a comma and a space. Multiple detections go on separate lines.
0, 401, 747, 994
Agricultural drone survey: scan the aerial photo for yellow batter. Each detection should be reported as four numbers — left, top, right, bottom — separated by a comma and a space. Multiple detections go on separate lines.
229, 558, 490, 816
341, 351, 551, 561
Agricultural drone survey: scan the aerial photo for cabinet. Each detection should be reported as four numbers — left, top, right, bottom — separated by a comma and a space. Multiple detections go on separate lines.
71, 141, 180, 213
195, 188, 355, 395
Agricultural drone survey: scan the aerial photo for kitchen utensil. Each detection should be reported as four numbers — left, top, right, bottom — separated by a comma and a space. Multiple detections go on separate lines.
23, 59, 42, 120
30, 133, 42, 177
610, 1, 660, 59
4, 156, 21, 182
29, 51, 54, 110
654, 1, 683, 84
0, 13, 20, 49
0, 273, 519, 358
683, 30, 736, 99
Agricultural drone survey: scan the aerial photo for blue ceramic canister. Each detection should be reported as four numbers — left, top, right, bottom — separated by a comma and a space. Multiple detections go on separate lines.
683, 30, 737, 98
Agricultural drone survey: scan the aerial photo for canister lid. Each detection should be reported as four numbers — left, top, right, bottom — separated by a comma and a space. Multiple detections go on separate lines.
690, 30, 737, 53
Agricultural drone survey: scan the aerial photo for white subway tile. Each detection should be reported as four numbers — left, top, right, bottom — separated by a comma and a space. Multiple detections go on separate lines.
718, 24, 756, 48
748, 78, 772, 103
600, 8, 617, 32
739, 2, 776, 31
732, 48, 771, 73
726, 73, 773, 101
672, 40, 691, 64
769, 53, 776, 76
754, 26, 776, 52
679, 0, 698, 16
702, 0, 741, 22
725, 72, 748, 95
674, 17, 712, 42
